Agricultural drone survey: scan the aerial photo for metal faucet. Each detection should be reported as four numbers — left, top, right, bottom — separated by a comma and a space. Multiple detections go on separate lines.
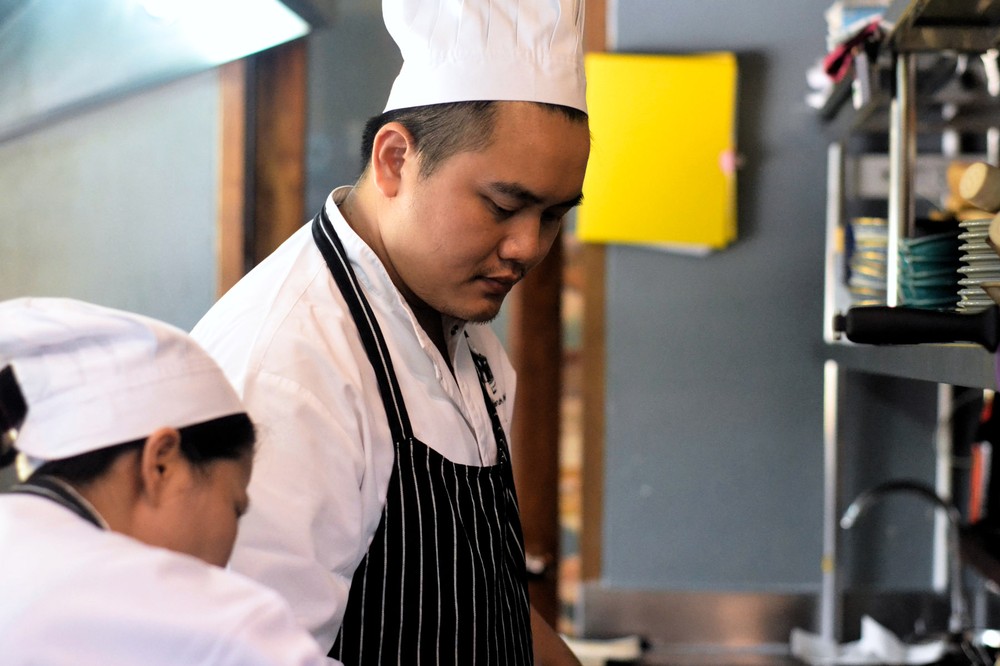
840, 479, 970, 635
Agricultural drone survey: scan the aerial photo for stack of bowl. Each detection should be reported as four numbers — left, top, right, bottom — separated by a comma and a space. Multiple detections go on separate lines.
898, 229, 962, 310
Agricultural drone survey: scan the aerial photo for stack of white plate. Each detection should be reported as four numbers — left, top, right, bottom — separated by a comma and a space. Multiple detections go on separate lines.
957, 218, 1000, 312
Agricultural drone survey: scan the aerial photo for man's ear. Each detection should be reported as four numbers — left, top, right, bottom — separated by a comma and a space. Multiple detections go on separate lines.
371, 122, 414, 198
138, 427, 183, 505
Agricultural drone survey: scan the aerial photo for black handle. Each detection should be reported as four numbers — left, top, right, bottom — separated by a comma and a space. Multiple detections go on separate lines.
833, 305, 1000, 352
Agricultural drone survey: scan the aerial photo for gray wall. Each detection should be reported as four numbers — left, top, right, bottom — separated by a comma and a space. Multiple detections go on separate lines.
0, 70, 220, 330
600, 0, 937, 592
836, 374, 940, 589
305, 0, 400, 212
600, 0, 830, 590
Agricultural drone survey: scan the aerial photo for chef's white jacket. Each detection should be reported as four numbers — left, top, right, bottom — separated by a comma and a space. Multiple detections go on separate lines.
0, 492, 330, 666
191, 189, 518, 652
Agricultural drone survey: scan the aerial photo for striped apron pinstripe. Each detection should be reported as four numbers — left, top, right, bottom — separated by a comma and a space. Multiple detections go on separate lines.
312, 210, 534, 665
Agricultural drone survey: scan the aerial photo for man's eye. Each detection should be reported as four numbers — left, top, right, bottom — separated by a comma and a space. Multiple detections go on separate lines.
489, 201, 516, 218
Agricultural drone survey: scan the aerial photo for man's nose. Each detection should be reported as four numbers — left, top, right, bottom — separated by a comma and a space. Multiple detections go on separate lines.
497, 215, 543, 264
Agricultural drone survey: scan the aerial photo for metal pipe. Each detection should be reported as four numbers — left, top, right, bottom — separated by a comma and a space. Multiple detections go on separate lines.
821, 360, 841, 642
824, 142, 845, 341
934, 385, 953, 594
886, 53, 916, 307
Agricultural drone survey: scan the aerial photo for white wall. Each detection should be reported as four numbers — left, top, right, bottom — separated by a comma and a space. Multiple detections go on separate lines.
0, 70, 220, 331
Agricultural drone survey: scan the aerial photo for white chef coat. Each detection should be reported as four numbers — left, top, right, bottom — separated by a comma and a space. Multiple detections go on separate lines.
191, 188, 518, 653
0, 492, 331, 666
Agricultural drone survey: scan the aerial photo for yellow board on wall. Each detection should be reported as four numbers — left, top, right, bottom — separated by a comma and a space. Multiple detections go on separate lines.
577, 51, 738, 252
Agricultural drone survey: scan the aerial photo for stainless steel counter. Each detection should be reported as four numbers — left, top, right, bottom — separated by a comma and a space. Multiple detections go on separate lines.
576, 585, 986, 665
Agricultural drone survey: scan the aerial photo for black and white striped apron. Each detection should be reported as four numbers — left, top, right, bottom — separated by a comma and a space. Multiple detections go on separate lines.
312, 209, 534, 665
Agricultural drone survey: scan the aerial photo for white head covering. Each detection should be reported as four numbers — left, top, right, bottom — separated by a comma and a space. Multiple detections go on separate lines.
0, 298, 246, 463
382, 0, 587, 113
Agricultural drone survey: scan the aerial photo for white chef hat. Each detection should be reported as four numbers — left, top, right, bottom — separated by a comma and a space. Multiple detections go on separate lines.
0, 297, 246, 463
382, 0, 587, 113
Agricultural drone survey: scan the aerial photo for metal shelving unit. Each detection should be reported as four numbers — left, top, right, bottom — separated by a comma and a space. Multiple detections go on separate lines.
825, 342, 995, 388
818, 0, 1000, 644
885, 0, 1000, 53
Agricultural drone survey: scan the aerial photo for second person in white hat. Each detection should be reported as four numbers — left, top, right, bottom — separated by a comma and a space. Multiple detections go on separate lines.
0, 297, 333, 665
193, 0, 591, 663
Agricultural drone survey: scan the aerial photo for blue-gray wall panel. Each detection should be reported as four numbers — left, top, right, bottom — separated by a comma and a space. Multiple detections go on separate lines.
305, 1, 400, 212
602, 0, 837, 589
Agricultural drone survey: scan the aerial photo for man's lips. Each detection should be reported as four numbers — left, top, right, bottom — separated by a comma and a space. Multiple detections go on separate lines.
478, 273, 520, 295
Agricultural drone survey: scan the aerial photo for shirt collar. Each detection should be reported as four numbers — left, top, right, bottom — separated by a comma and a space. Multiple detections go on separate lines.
322, 189, 470, 360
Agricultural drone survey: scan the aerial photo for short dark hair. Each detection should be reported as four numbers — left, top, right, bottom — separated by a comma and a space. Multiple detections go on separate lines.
359, 100, 587, 179
26, 413, 255, 485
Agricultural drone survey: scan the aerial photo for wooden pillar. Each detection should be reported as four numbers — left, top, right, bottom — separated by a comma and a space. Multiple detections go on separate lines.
251, 39, 308, 265
217, 59, 250, 297
579, 243, 605, 582
580, 0, 608, 585
216, 39, 308, 290
509, 237, 565, 625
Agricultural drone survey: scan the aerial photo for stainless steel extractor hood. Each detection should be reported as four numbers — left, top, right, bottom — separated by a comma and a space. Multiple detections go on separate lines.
0, 0, 333, 144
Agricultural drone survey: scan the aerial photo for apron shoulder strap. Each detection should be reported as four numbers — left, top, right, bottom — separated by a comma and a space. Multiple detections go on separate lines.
312, 209, 413, 443
7, 475, 106, 529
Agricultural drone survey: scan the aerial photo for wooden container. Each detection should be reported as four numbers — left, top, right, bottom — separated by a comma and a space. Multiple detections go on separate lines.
960, 162, 1000, 213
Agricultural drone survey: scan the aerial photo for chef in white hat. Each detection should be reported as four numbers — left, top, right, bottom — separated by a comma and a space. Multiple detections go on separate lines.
192, 0, 590, 663
0, 297, 332, 666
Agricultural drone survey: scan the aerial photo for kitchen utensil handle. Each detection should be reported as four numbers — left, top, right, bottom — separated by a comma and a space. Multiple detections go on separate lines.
834, 305, 1000, 352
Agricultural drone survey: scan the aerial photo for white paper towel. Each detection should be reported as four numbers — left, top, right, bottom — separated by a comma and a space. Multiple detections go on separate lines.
562, 634, 644, 666
791, 616, 947, 665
